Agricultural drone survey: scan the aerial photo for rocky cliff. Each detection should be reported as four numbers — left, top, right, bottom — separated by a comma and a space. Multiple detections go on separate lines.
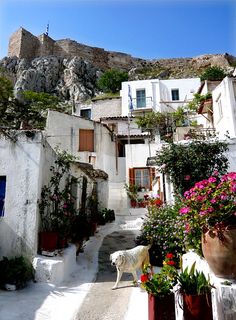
0, 53, 235, 104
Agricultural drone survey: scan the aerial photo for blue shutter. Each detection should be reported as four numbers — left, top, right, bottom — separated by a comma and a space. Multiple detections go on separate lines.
0, 176, 6, 217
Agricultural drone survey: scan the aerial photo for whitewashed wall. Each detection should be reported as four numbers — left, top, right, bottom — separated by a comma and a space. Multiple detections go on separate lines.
212, 77, 236, 139
121, 78, 201, 116
0, 131, 55, 259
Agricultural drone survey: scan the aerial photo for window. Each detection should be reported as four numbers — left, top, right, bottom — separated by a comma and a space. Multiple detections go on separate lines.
171, 89, 179, 101
0, 176, 6, 217
80, 109, 91, 120
129, 167, 155, 191
136, 89, 146, 108
79, 129, 94, 151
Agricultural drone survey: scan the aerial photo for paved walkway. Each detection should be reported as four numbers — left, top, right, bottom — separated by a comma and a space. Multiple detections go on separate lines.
0, 214, 148, 320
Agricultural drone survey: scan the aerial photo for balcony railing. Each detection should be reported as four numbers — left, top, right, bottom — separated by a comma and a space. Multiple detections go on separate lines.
131, 97, 153, 110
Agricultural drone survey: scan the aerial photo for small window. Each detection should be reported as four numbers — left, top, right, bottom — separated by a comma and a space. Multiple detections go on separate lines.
129, 167, 155, 191
79, 129, 94, 152
0, 176, 6, 217
80, 109, 91, 120
136, 89, 146, 108
171, 89, 179, 101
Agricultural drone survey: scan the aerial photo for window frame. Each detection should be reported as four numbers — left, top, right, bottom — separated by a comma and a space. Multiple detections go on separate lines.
0, 176, 6, 217
129, 167, 155, 191
171, 89, 180, 101
136, 89, 146, 108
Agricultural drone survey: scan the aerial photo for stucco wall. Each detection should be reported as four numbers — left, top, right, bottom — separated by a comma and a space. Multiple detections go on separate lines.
0, 131, 45, 258
212, 77, 236, 139
46, 111, 117, 176
121, 78, 201, 116
91, 98, 121, 121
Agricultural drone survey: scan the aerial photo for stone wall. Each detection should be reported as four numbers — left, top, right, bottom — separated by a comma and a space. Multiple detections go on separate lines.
91, 98, 121, 121
8, 27, 142, 70
8, 28, 40, 60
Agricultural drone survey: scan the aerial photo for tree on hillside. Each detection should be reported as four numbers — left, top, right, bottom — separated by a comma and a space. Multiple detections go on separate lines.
0, 77, 67, 129
200, 66, 226, 81
97, 69, 128, 93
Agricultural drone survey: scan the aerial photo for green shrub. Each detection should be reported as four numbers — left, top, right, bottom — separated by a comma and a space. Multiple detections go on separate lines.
97, 69, 128, 93
136, 204, 185, 266
0, 256, 34, 289
155, 140, 229, 196
200, 66, 226, 81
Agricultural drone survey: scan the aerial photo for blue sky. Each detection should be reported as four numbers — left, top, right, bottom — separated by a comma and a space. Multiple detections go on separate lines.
0, 0, 235, 60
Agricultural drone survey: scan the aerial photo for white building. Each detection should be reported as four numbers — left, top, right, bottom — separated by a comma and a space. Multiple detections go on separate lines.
121, 78, 201, 116
212, 77, 236, 139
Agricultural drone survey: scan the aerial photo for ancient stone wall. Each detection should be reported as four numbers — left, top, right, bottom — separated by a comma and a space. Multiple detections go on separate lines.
8, 28, 40, 60
8, 28, 142, 70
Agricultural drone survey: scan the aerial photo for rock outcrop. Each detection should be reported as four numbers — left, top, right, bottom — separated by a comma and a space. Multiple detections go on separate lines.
0, 52, 235, 104
0, 55, 99, 102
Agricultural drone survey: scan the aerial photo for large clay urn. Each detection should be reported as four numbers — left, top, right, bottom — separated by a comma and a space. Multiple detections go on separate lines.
202, 227, 236, 279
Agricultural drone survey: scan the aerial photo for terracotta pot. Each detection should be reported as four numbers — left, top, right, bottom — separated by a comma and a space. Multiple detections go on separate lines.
202, 227, 236, 279
39, 231, 58, 252
182, 293, 213, 320
130, 200, 137, 208
148, 293, 175, 320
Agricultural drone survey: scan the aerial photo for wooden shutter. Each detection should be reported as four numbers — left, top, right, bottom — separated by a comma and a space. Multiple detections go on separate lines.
79, 129, 94, 151
149, 167, 156, 191
129, 168, 135, 185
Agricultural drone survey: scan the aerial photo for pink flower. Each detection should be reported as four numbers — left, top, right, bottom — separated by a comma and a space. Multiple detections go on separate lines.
179, 207, 191, 215
208, 177, 217, 183
184, 175, 191, 181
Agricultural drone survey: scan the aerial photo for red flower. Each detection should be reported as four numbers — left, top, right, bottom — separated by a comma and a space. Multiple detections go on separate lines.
167, 260, 175, 266
140, 274, 149, 283
166, 253, 174, 259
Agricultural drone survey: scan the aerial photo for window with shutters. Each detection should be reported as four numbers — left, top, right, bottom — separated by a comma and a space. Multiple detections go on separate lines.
79, 129, 94, 152
129, 167, 155, 191
0, 176, 6, 217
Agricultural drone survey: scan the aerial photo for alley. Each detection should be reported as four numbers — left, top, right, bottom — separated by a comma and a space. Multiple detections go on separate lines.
75, 230, 139, 320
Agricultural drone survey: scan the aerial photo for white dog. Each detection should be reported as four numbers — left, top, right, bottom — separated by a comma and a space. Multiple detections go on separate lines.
110, 245, 151, 289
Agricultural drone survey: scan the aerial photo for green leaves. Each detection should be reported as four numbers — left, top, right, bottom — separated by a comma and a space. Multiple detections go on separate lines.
155, 140, 229, 196
177, 263, 214, 295
200, 66, 227, 81
97, 69, 128, 93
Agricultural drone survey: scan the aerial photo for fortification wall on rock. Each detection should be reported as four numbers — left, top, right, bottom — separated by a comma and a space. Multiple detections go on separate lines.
8, 28, 142, 70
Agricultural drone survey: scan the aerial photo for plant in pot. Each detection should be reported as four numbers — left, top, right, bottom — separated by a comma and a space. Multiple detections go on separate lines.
0, 256, 34, 290
38, 150, 78, 253
179, 172, 236, 279
136, 203, 185, 267
124, 183, 138, 207
177, 263, 215, 320
140, 253, 178, 320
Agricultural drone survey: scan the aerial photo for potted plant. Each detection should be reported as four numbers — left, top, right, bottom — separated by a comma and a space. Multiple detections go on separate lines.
38, 150, 78, 253
140, 253, 178, 320
124, 183, 138, 207
177, 263, 214, 320
179, 172, 236, 278
136, 204, 185, 266
0, 256, 34, 290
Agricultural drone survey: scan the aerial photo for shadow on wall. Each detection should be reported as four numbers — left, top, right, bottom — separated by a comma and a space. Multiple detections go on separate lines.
0, 219, 36, 259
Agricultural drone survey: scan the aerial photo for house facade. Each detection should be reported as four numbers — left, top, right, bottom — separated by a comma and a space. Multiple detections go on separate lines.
120, 78, 201, 115
212, 77, 236, 139
0, 131, 57, 258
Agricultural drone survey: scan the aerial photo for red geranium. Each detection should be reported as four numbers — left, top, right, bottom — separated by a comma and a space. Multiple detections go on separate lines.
140, 274, 149, 283
166, 253, 174, 259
